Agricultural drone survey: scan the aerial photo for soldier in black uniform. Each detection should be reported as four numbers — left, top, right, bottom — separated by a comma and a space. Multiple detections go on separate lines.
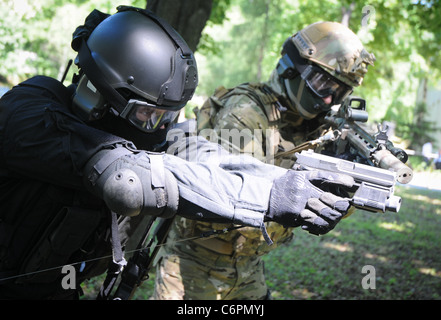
0, 7, 354, 299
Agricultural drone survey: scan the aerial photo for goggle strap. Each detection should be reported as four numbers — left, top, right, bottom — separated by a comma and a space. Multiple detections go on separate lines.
119, 100, 137, 119
300, 65, 314, 81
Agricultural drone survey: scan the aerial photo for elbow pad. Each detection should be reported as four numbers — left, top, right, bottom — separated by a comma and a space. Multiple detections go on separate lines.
83, 147, 179, 218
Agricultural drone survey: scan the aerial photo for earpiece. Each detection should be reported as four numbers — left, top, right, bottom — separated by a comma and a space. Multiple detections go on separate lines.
72, 74, 107, 121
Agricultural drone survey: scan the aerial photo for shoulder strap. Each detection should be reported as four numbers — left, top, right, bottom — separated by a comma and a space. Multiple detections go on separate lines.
197, 82, 284, 130
196, 86, 232, 131
232, 82, 282, 127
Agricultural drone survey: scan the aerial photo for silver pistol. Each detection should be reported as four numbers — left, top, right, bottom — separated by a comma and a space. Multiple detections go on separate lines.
295, 149, 402, 213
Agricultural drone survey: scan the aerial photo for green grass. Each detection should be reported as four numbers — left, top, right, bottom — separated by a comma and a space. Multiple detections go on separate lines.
81, 185, 441, 300
262, 185, 441, 300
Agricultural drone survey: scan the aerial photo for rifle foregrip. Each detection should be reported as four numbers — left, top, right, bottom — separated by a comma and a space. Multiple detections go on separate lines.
372, 149, 413, 184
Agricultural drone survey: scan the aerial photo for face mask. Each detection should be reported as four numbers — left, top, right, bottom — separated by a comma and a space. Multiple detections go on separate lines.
284, 75, 331, 120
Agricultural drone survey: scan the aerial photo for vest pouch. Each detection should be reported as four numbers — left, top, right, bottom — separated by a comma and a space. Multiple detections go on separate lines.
18, 206, 103, 284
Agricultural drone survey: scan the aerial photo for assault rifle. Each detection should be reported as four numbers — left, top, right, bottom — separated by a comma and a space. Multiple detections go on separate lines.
320, 96, 413, 185
295, 149, 401, 213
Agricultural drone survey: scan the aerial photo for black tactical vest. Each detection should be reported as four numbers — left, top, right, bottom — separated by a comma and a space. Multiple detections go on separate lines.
0, 76, 127, 297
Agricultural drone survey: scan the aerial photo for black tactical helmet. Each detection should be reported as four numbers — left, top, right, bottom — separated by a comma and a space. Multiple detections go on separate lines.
72, 6, 198, 133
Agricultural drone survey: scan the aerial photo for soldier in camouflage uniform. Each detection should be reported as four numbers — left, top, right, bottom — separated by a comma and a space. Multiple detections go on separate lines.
153, 21, 375, 300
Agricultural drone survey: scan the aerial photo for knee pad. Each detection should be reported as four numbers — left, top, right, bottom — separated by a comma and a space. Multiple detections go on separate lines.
84, 147, 179, 218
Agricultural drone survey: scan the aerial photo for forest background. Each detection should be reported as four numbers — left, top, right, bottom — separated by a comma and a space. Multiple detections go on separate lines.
1, 0, 440, 153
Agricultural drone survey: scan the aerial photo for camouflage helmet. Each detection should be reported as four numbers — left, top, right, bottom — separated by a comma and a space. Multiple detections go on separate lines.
291, 21, 375, 87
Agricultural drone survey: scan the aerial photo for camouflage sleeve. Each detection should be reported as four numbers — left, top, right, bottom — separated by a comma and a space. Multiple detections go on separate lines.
206, 95, 270, 162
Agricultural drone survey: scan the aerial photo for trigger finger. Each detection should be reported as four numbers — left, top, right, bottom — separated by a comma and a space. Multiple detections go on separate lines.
307, 198, 342, 223
320, 192, 351, 213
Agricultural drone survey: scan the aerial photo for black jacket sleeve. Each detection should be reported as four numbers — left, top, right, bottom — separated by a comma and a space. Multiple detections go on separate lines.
0, 76, 128, 189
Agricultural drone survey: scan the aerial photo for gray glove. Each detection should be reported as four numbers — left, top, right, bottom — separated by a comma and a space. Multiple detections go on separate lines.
267, 169, 355, 235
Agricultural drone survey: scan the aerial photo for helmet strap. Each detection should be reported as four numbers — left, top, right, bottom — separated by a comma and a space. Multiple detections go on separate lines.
297, 78, 305, 101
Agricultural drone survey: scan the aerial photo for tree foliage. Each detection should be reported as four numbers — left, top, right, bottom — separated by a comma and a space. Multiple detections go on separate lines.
195, 0, 441, 145
0, 0, 144, 84
1, 0, 440, 144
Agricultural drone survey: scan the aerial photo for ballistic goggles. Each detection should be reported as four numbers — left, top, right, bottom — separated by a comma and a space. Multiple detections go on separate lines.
120, 99, 181, 133
300, 65, 353, 105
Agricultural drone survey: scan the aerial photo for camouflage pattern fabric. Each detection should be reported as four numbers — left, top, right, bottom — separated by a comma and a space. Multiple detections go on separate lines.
153, 72, 316, 300
291, 21, 375, 87
153, 218, 270, 300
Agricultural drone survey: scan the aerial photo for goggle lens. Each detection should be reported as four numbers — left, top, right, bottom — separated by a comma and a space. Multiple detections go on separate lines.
301, 66, 353, 104
122, 100, 180, 132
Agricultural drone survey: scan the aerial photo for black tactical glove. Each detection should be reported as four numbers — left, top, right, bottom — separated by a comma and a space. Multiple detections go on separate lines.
267, 169, 355, 235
